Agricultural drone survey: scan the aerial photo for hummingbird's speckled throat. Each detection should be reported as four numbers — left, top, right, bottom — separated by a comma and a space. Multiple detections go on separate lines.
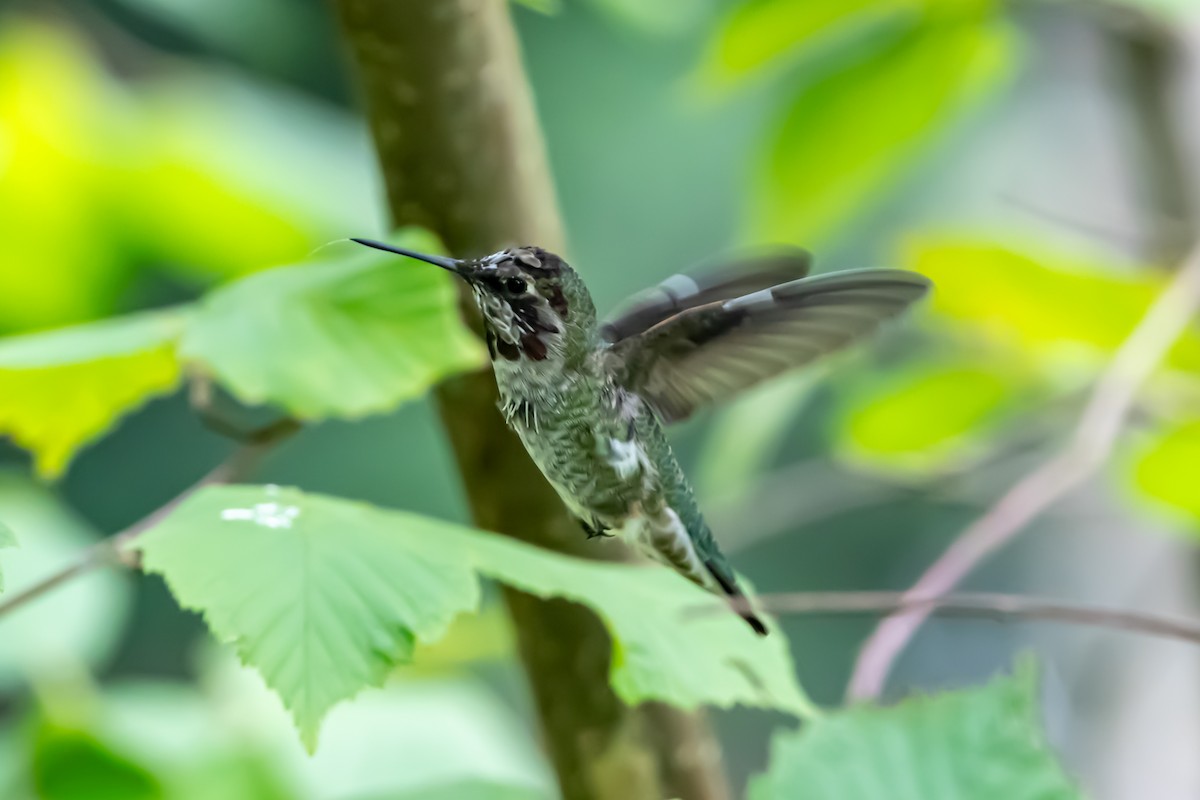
352, 236, 933, 635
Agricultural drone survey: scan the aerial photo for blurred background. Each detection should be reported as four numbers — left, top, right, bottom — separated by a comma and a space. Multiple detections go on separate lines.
2, 0, 1200, 797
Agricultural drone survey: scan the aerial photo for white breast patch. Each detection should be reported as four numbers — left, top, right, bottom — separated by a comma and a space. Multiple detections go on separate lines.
607, 437, 646, 480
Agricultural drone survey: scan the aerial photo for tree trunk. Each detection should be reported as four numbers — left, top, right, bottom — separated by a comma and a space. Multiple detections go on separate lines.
332, 2, 730, 798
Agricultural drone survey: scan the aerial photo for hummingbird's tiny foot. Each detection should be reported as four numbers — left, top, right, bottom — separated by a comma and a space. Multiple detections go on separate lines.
578, 518, 611, 540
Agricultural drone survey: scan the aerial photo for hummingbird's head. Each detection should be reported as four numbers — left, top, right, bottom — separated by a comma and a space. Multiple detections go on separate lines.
351, 238, 593, 363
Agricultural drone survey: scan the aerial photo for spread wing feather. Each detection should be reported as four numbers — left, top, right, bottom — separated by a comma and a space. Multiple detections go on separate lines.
607, 269, 931, 424
599, 248, 812, 344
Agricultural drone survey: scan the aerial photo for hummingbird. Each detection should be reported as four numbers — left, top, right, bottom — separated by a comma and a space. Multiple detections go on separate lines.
352, 237, 931, 634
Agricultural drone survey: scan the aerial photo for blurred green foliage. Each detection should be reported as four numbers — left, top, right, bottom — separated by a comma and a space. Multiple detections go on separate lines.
698, 0, 1014, 247
821, 236, 1200, 480
752, 13, 1012, 246
0, 19, 376, 334
749, 661, 1080, 800
0, 22, 133, 332
407, 607, 516, 674
1130, 418, 1200, 522
910, 237, 1200, 370
697, 0, 902, 87
0, 310, 185, 477
32, 723, 165, 800
1, 658, 555, 800
837, 356, 1026, 475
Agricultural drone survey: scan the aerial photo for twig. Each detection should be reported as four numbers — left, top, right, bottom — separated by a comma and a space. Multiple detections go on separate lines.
0, 421, 297, 618
724, 591, 1200, 648
1002, 191, 1150, 252
708, 396, 1106, 555
706, 460, 905, 553
846, 242, 1200, 702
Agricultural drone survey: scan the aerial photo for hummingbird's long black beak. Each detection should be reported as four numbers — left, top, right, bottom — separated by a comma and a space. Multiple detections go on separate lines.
350, 238, 466, 275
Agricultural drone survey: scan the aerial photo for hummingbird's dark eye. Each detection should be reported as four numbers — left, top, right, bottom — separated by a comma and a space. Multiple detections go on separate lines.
504, 277, 528, 294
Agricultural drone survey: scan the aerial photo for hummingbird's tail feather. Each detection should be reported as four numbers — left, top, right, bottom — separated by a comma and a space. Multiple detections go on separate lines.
638, 503, 769, 635
704, 558, 768, 636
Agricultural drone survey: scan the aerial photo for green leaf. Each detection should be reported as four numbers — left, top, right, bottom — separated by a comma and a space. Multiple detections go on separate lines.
911, 237, 1200, 371
466, 521, 809, 715
755, 15, 1013, 246
749, 661, 1080, 800
0, 310, 185, 477
179, 229, 485, 420
697, 0, 918, 89
835, 357, 1028, 475
141, 486, 478, 752
138, 485, 813, 750
1130, 418, 1200, 522
409, 605, 516, 672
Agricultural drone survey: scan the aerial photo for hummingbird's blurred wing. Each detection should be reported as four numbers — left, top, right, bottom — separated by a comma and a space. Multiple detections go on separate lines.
606, 269, 931, 424
599, 248, 812, 344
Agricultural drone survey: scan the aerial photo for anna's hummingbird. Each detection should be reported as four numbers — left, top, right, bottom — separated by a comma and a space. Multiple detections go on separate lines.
352, 238, 930, 634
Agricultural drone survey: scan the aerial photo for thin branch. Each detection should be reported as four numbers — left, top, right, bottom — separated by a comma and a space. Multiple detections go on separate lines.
847, 241, 1200, 702
1002, 191, 1151, 252
706, 460, 905, 553
727, 591, 1200, 649
708, 397, 1107, 556
0, 421, 296, 618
